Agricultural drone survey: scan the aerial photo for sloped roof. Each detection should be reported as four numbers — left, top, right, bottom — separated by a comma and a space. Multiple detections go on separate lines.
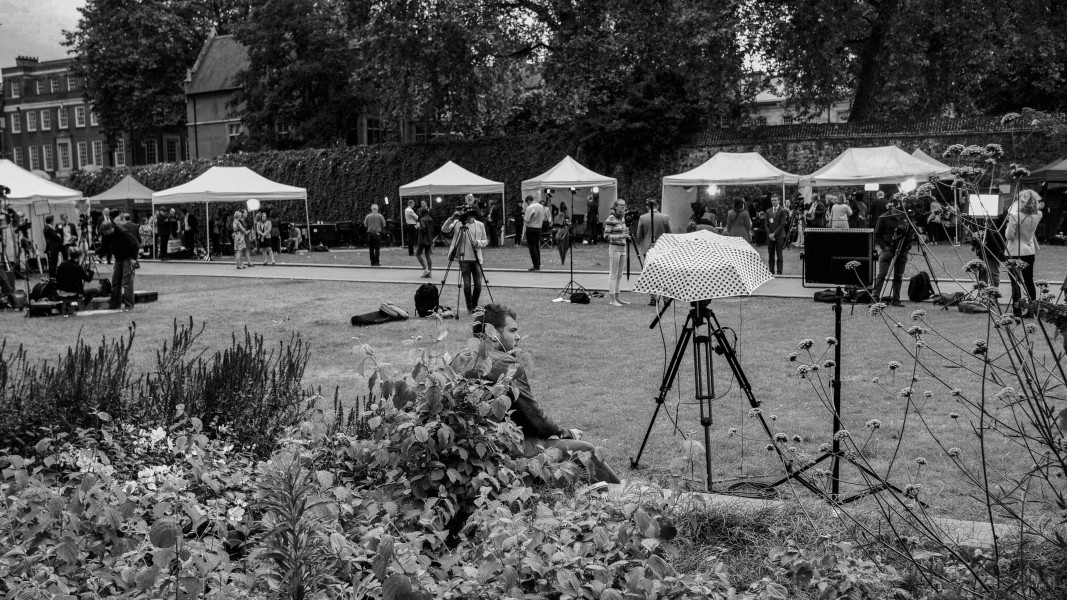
521, 156, 616, 192
89, 174, 155, 202
398, 161, 504, 197
804, 146, 945, 186
186, 34, 248, 95
663, 152, 799, 186
152, 166, 306, 204
0, 159, 82, 203
1022, 156, 1067, 183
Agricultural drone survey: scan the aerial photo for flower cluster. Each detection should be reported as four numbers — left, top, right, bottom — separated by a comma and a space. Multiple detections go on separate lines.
797, 339, 815, 350
983, 144, 1005, 160
947, 447, 961, 458
915, 457, 927, 466
1007, 163, 1030, 179
833, 430, 851, 441
911, 310, 926, 321
964, 259, 987, 274
904, 483, 923, 499
888, 361, 902, 371
942, 144, 965, 158
844, 261, 861, 270
136, 464, 187, 492
787, 352, 798, 362
824, 337, 837, 346
865, 419, 882, 430
869, 302, 888, 316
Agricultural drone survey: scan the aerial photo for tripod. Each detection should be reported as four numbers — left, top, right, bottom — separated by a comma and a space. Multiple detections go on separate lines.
437, 220, 494, 316
871, 207, 943, 304
768, 287, 915, 504
556, 188, 588, 300
631, 298, 824, 496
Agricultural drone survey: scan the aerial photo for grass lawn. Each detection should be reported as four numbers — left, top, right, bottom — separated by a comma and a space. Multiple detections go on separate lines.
2, 274, 1058, 522
246, 238, 1067, 284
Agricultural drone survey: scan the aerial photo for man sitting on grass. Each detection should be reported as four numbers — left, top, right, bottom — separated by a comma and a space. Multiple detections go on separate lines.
451, 303, 621, 484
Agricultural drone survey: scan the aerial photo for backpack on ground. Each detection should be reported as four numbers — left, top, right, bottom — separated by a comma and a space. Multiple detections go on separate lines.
31, 280, 56, 301
907, 271, 934, 303
414, 283, 440, 317
814, 289, 837, 303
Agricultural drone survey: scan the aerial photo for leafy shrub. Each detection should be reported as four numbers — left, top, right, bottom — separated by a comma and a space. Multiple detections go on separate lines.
753, 539, 905, 599
0, 327, 135, 453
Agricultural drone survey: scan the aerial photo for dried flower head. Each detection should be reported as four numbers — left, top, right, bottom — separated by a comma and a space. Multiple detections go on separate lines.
787, 352, 798, 362
904, 484, 922, 499
765, 444, 775, 452
833, 430, 851, 441
899, 388, 913, 398
825, 337, 837, 346
823, 360, 836, 369
950, 412, 960, 419
844, 260, 861, 270
774, 433, 788, 443
948, 447, 961, 458
911, 310, 926, 321
888, 361, 902, 371
798, 339, 815, 350
915, 457, 927, 466
865, 419, 882, 430
792, 434, 803, 443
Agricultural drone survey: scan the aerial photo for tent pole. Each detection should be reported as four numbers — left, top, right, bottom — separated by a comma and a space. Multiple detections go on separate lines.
501, 191, 506, 247
205, 204, 211, 260
304, 198, 312, 251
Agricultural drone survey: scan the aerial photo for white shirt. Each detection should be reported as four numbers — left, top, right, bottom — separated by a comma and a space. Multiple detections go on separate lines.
405, 206, 418, 225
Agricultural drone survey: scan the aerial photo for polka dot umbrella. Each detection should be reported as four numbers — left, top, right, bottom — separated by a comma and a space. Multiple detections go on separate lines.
632, 230, 772, 302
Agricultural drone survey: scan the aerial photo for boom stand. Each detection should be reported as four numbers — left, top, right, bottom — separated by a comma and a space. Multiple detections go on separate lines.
630, 299, 824, 496
768, 287, 915, 504
438, 223, 494, 316
556, 188, 588, 300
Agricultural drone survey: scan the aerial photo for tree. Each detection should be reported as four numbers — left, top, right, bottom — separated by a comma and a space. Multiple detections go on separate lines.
231, 0, 367, 149
63, 0, 240, 145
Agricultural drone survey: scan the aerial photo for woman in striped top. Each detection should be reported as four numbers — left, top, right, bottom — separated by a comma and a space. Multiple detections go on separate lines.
603, 199, 630, 307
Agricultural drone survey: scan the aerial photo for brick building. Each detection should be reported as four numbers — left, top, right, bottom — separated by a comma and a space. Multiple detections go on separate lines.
1, 55, 187, 179
185, 33, 249, 159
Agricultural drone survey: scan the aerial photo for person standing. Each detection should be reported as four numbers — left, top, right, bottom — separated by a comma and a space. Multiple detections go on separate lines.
441, 208, 488, 314
232, 210, 253, 269
57, 213, 78, 260
522, 195, 545, 271
872, 197, 912, 306
828, 194, 853, 229
485, 199, 500, 247
257, 212, 277, 265
415, 207, 434, 277
806, 194, 828, 228
99, 221, 138, 311
1005, 189, 1042, 317
586, 192, 600, 245
869, 191, 888, 224
138, 217, 153, 258
404, 199, 418, 256
603, 199, 630, 307
765, 194, 789, 275
183, 208, 198, 252
364, 204, 386, 266
726, 199, 753, 241
43, 215, 62, 279
635, 199, 671, 305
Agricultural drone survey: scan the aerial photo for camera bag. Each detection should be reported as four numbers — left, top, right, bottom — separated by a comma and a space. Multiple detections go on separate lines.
907, 271, 934, 302
414, 283, 440, 317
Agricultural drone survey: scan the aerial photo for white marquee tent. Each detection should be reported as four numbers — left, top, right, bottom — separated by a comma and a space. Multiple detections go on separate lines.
660, 152, 800, 233
399, 161, 505, 245
0, 159, 83, 257
910, 148, 956, 181
521, 156, 618, 224
89, 174, 155, 210
804, 146, 946, 187
152, 166, 309, 256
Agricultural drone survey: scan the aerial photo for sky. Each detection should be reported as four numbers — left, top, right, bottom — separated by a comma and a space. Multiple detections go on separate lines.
0, 0, 85, 70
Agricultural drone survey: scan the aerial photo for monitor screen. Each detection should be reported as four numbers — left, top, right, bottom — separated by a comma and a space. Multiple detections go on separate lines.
968, 194, 999, 217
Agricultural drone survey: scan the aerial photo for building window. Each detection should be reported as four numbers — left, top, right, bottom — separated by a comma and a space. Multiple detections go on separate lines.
50, 77, 59, 93
67, 76, 77, 91
40, 109, 51, 131
412, 123, 430, 142
163, 138, 179, 162
75, 106, 86, 127
10, 81, 19, 98
58, 142, 72, 171
35, 79, 43, 95
43, 145, 54, 171
145, 139, 158, 164
77, 142, 88, 168
10, 113, 20, 134
92, 141, 103, 166
57, 107, 68, 129
26, 111, 37, 132
29, 146, 40, 170
837, 110, 850, 122
366, 116, 385, 145
227, 122, 241, 141
114, 138, 126, 167
90, 110, 99, 127
782, 115, 794, 125
12, 147, 23, 167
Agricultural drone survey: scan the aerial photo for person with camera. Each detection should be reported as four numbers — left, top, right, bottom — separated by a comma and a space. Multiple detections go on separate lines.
42, 215, 63, 280
603, 198, 631, 307
872, 196, 913, 306
99, 221, 139, 311
442, 207, 489, 314
522, 195, 545, 271
56, 248, 100, 304
450, 303, 621, 484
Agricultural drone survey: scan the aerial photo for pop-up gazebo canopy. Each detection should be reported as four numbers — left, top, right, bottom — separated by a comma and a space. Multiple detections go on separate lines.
521, 156, 618, 223
399, 161, 505, 245
804, 146, 946, 186
910, 149, 955, 181
152, 166, 309, 255
1022, 157, 1067, 184
89, 174, 155, 213
661, 152, 800, 233
0, 158, 83, 252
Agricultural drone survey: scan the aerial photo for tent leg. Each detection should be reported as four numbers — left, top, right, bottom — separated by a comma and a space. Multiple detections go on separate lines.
205, 205, 211, 261
304, 199, 312, 251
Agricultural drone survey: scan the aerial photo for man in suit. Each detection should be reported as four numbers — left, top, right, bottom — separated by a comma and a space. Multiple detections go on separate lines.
869, 190, 888, 225
57, 213, 78, 260
182, 208, 198, 252
635, 198, 672, 305
43, 215, 63, 279
765, 194, 789, 275
485, 199, 500, 247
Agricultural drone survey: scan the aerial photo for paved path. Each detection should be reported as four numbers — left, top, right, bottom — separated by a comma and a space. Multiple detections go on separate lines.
138, 259, 1002, 299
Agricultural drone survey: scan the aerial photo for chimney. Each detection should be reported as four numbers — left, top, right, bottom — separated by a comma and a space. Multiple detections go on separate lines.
15, 56, 39, 67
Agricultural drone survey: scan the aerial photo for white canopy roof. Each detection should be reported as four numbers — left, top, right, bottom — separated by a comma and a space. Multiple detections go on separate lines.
804, 146, 945, 187
911, 148, 956, 181
0, 159, 82, 204
152, 166, 307, 204
662, 152, 800, 186
521, 156, 617, 194
398, 161, 504, 197
89, 174, 155, 205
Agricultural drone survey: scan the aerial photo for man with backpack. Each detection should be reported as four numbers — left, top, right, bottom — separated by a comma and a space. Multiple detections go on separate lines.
872, 197, 913, 306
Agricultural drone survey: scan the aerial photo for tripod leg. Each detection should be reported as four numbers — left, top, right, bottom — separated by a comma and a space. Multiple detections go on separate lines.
631, 314, 694, 469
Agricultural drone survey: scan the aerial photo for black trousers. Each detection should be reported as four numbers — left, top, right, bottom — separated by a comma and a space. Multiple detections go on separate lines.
486, 222, 499, 247
526, 227, 541, 269
368, 232, 381, 265
1008, 254, 1036, 309
109, 257, 135, 309
767, 236, 785, 274
404, 225, 416, 255
459, 260, 482, 311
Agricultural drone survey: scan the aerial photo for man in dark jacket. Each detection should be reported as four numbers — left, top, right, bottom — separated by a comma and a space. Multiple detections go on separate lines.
449, 303, 620, 484
43, 215, 63, 279
100, 221, 139, 311
56, 249, 98, 302
872, 198, 913, 306
765, 194, 790, 275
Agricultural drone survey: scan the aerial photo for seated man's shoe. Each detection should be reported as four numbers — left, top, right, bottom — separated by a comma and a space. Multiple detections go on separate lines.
891, 300, 904, 307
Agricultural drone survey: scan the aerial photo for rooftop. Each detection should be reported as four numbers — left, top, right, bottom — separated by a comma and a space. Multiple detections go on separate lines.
186, 34, 249, 95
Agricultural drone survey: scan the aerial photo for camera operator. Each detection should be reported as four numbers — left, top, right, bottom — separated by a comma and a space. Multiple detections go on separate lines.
872, 195, 914, 306
56, 248, 100, 303
43, 215, 63, 279
441, 207, 488, 314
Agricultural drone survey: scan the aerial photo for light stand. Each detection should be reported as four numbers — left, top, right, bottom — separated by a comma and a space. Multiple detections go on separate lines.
555, 186, 588, 300
631, 298, 823, 496
768, 287, 916, 504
